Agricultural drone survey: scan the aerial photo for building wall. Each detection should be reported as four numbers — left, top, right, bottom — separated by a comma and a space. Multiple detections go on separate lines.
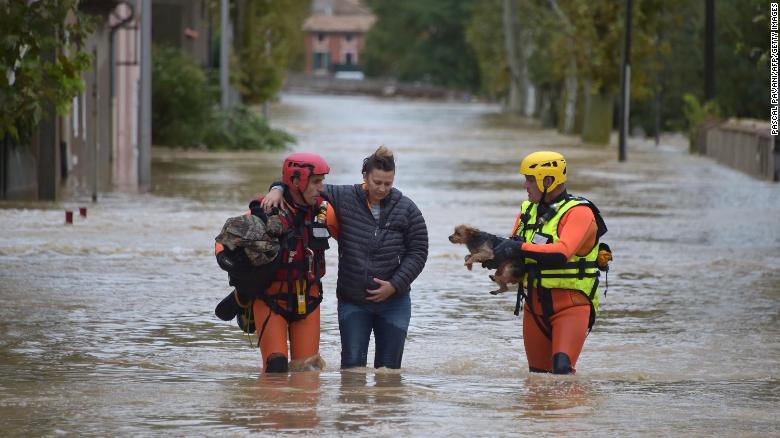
328, 33, 340, 67
308, 32, 332, 74
1, 138, 38, 200
305, 31, 367, 74
335, 33, 361, 65
113, 9, 141, 189
66, 20, 114, 196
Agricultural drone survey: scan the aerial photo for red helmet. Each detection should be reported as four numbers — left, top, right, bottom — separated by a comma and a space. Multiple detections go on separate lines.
282, 153, 330, 193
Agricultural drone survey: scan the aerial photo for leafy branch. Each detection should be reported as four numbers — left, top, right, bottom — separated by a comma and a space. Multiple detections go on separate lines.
0, 0, 94, 142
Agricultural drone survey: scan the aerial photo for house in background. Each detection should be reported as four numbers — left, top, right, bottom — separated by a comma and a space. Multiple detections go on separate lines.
302, 0, 375, 77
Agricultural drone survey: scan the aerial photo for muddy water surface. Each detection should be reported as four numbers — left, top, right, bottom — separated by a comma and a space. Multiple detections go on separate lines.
1, 94, 779, 436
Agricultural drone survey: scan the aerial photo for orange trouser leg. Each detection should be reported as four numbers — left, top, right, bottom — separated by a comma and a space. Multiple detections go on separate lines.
253, 298, 290, 366
523, 306, 552, 371
252, 299, 321, 366
289, 306, 320, 361
523, 289, 591, 373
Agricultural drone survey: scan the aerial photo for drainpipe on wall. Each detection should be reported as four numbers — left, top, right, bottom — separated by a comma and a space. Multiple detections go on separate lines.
138, 0, 151, 192
38, 46, 59, 201
219, 0, 231, 109
91, 46, 99, 202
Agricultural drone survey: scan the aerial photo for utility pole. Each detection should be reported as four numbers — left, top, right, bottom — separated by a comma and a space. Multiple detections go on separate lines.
704, 0, 714, 101
618, 0, 633, 162
220, 0, 232, 109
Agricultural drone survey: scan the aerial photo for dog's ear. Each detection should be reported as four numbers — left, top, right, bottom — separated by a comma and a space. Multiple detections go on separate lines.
463, 225, 479, 240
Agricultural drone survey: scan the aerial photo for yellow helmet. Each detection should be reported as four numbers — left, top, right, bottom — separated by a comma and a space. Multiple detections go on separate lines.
519, 151, 567, 193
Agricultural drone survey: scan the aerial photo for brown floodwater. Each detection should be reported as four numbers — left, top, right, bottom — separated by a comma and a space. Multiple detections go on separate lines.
1, 94, 779, 436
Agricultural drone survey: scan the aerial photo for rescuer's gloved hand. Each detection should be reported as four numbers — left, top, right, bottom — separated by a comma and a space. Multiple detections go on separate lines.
216, 248, 251, 274
491, 239, 524, 265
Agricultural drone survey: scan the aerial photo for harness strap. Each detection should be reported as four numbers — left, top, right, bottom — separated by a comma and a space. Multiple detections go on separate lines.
524, 266, 601, 340
556, 260, 599, 269
586, 276, 599, 331
539, 273, 599, 279
524, 268, 553, 340
306, 249, 325, 315
256, 306, 273, 347
513, 283, 527, 316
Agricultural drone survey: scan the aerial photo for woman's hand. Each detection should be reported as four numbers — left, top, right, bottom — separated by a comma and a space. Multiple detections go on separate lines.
260, 187, 284, 211
366, 277, 396, 302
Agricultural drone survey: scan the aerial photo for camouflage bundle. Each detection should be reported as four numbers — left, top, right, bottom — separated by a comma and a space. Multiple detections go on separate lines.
215, 213, 284, 266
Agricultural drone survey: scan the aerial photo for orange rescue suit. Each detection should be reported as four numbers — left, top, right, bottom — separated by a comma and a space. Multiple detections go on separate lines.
215, 197, 337, 367
511, 204, 597, 373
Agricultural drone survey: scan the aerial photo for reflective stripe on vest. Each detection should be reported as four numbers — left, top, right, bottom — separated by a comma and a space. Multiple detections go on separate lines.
515, 197, 601, 313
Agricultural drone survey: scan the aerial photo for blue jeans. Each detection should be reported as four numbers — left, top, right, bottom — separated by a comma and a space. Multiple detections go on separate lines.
338, 293, 411, 369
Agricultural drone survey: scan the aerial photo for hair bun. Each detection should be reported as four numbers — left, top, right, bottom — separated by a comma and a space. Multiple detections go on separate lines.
374, 145, 393, 159
362, 145, 396, 173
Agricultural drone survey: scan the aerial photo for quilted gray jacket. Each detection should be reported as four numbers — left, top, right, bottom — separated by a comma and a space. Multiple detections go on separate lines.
324, 184, 428, 304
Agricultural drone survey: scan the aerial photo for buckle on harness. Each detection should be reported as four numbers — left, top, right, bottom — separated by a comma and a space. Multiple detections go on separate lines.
296, 279, 307, 315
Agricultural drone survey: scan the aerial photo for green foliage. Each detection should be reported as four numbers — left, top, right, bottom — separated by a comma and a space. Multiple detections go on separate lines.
204, 105, 296, 150
462, 0, 766, 140
710, 0, 768, 120
0, 0, 93, 142
152, 45, 291, 150
465, 0, 508, 98
230, 0, 311, 104
549, 1, 624, 96
152, 46, 216, 147
363, 0, 481, 90
681, 93, 720, 147
629, 0, 768, 136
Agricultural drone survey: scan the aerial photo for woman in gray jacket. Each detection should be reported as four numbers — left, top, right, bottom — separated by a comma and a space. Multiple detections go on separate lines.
262, 146, 428, 369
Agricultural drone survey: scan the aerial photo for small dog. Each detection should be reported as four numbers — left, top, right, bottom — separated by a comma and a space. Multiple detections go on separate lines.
448, 224, 523, 294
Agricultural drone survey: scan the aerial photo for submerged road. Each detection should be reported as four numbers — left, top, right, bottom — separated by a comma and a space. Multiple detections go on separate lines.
0, 94, 778, 436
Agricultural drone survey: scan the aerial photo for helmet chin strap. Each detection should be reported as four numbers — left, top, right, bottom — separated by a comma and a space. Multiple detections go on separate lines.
292, 171, 310, 206
538, 185, 549, 205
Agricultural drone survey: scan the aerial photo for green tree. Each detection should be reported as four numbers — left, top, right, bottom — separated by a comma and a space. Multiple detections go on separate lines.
628, 0, 768, 138
465, 0, 507, 98
152, 46, 216, 147
362, 0, 481, 90
481, 0, 660, 143
711, 0, 768, 120
231, 0, 311, 104
152, 45, 293, 150
0, 0, 93, 141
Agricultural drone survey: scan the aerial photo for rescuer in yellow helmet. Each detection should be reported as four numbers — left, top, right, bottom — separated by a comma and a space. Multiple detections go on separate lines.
489, 151, 611, 374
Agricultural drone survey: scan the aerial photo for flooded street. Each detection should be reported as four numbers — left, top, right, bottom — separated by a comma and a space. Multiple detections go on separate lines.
1, 94, 779, 436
